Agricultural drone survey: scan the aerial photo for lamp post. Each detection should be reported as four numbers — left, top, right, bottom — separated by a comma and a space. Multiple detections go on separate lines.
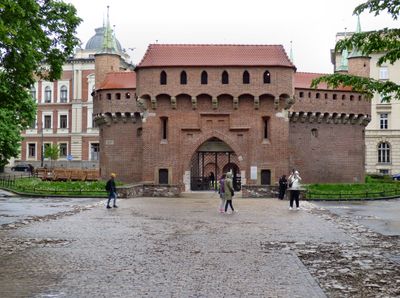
40, 126, 44, 167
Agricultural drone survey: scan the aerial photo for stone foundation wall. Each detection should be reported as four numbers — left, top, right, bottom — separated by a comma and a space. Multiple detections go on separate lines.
241, 185, 279, 198
241, 185, 308, 199
117, 184, 182, 198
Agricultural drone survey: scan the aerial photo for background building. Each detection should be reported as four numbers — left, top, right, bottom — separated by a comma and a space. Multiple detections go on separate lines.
333, 18, 400, 175
17, 24, 131, 169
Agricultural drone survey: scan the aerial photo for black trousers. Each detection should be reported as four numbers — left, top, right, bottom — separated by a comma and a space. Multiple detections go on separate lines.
225, 200, 234, 212
279, 187, 287, 199
290, 190, 300, 208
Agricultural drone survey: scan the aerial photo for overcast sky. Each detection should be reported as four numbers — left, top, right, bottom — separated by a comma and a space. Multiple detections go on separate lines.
66, 0, 397, 73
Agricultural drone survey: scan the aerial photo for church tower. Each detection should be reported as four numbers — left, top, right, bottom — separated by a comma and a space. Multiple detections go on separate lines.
94, 6, 121, 88
347, 15, 371, 77
93, 6, 141, 182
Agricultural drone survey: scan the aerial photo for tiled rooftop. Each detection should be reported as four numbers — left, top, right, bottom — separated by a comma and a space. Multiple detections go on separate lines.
98, 72, 136, 90
294, 72, 352, 91
137, 44, 295, 68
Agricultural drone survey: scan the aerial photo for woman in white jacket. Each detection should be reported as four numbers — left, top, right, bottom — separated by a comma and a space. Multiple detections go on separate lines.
288, 170, 302, 210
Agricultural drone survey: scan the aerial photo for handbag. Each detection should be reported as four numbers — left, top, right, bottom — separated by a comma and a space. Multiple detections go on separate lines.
231, 190, 234, 196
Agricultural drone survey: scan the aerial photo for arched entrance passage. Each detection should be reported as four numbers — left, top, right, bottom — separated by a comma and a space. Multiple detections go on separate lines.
190, 137, 241, 191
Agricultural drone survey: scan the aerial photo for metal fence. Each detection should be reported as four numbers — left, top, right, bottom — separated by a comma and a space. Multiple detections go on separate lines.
307, 188, 400, 199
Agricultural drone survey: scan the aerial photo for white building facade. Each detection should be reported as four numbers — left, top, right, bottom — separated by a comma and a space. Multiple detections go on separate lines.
18, 25, 130, 169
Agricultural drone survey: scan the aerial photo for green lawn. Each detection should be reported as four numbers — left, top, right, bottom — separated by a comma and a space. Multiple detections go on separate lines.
3, 178, 109, 197
306, 175, 400, 199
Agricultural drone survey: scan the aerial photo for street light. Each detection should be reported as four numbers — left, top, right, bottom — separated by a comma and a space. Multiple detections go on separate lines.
40, 125, 44, 167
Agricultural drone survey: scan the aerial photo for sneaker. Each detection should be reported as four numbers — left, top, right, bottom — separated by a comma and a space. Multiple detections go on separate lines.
106, 206, 111, 209
289, 207, 293, 210
296, 207, 300, 210
113, 205, 118, 208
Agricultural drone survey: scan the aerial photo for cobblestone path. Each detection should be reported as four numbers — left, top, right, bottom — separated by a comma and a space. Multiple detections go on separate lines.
0, 193, 398, 297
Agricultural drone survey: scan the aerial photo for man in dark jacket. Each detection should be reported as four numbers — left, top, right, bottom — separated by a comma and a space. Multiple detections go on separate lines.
105, 173, 117, 209
278, 175, 288, 200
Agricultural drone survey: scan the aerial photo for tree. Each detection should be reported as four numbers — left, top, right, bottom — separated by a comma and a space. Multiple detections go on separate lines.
0, 0, 81, 169
44, 144, 59, 169
311, 0, 400, 102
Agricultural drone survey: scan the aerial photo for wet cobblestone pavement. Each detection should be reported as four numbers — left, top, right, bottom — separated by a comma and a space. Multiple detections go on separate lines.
0, 193, 399, 297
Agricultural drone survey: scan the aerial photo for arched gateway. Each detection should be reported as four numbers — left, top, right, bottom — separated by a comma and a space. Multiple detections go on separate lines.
190, 137, 241, 191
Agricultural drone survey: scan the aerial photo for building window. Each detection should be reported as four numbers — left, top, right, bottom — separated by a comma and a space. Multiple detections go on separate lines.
59, 143, 67, 157
60, 85, 68, 103
316, 93, 320, 99
299, 92, 304, 98
380, 113, 388, 129
308, 92, 311, 98
350, 95, 354, 101
378, 142, 390, 163
358, 95, 362, 101
180, 71, 187, 85
260, 170, 271, 185
161, 117, 168, 140
106, 93, 111, 100
45, 86, 52, 103
137, 127, 143, 137
324, 93, 328, 99
90, 143, 100, 161
159, 169, 169, 184
262, 116, 269, 139
160, 71, 167, 85
30, 86, 36, 101
263, 71, 271, 83
201, 71, 208, 85
125, 92, 131, 99
333, 94, 337, 100
243, 71, 250, 84
59, 115, 68, 129
43, 143, 51, 157
222, 71, 229, 84
44, 115, 52, 129
311, 128, 318, 137
116, 93, 121, 100
342, 94, 346, 100
379, 67, 388, 80
379, 169, 389, 174
28, 143, 36, 158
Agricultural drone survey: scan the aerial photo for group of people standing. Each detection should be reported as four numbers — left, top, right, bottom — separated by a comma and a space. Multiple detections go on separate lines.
278, 170, 302, 210
217, 172, 236, 214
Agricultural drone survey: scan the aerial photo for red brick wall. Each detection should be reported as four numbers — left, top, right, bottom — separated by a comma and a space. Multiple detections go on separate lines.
348, 57, 371, 78
99, 120, 143, 182
289, 121, 365, 183
136, 66, 294, 99
95, 54, 120, 89
294, 88, 370, 116
93, 88, 137, 115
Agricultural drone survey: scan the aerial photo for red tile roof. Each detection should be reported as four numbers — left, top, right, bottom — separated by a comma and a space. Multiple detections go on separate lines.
98, 72, 136, 90
137, 44, 295, 68
294, 72, 352, 91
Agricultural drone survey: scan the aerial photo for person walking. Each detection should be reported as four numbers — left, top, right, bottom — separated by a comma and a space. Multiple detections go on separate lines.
288, 170, 302, 210
224, 172, 235, 214
105, 173, 118, 209
209, 171, 215, 189
218, 174, 226, 213
278, 174, 288, 200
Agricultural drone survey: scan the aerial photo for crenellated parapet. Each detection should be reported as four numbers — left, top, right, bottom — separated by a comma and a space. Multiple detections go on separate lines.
94, 112, 142, 127
289, 111, 371, 126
